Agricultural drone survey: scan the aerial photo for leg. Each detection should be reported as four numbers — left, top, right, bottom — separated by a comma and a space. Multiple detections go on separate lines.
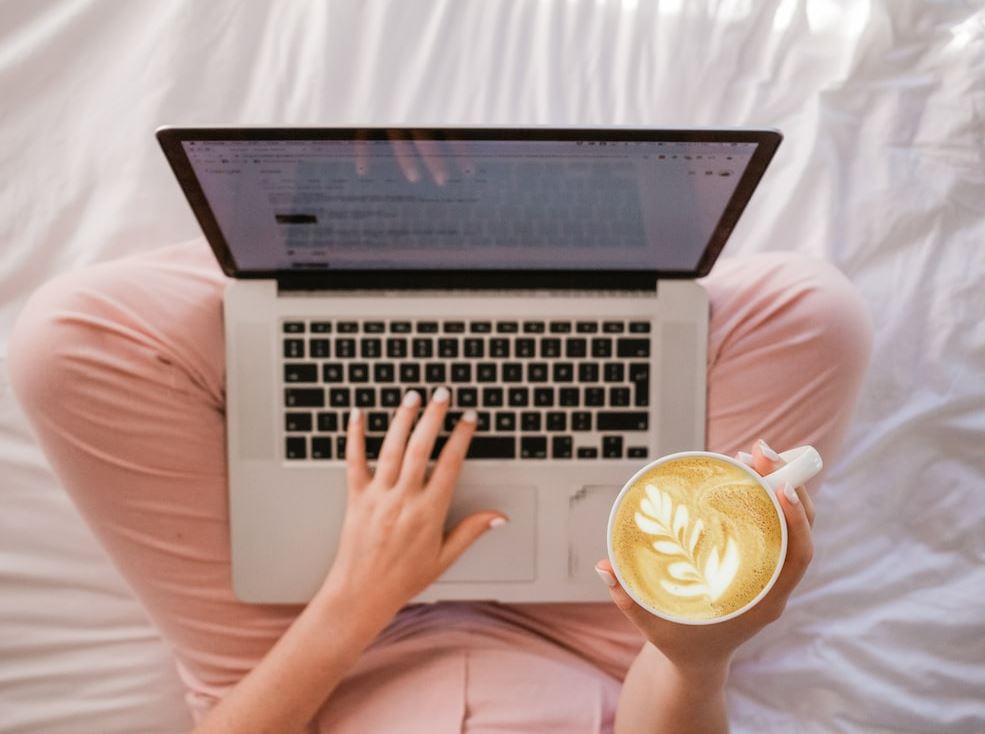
504, 252, 874, 681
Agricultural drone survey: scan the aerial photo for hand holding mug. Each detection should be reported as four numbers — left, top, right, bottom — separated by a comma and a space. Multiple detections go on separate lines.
596, 440, 818, 672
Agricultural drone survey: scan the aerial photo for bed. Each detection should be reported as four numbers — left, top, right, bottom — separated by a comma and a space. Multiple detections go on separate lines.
1, 1, 983, 732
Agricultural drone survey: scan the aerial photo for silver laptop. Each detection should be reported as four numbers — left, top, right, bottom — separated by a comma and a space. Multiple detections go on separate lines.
157, 126, 781, 604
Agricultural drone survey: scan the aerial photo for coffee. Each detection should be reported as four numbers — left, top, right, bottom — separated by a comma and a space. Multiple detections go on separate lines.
610, 455, 782, 621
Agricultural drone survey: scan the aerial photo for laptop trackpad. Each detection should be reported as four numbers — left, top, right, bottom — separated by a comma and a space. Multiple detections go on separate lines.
436, 485, 536, 583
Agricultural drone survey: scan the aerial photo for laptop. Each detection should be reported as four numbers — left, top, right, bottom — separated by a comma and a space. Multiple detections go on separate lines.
156, 126, 781, 604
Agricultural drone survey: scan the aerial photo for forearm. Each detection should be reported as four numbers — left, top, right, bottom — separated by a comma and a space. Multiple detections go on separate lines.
615, 643, 731, 734
193, 583, 392, 734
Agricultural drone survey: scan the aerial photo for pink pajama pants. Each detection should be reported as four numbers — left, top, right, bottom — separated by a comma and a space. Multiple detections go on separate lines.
7, 240, 872, 732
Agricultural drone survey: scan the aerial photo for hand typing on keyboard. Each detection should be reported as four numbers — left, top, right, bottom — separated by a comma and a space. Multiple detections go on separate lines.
319, 387, 508, 621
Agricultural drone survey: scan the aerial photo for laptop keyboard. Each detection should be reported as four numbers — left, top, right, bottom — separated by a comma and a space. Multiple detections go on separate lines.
281, 319, 652, 461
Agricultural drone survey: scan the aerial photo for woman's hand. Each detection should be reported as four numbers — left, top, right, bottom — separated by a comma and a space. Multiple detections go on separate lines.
596, 439, 816, 674
319, 387, 507, 627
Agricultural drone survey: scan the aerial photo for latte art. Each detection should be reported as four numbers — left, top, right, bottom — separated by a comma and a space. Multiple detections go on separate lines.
611, 456, 783, 621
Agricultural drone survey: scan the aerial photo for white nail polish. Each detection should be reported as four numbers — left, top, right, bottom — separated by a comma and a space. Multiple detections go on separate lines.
432, 386, 450, 403
736, 451, 755, 467
489, 517, 508, 529
462, 409, 478, 423
595, 567, 617, 588
402, 390, 421, 407
349, 407, 361, 423
783, 481, 800, 505
758, 439, 781, 462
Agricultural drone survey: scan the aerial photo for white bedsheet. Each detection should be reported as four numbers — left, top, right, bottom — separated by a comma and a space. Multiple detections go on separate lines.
1, 1, 983, 732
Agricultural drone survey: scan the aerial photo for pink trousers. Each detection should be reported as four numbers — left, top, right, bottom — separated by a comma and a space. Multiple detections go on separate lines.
8, 240, 872, 732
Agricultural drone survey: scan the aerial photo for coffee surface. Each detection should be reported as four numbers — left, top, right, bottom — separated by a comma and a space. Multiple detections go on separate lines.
611, 456, 782, 621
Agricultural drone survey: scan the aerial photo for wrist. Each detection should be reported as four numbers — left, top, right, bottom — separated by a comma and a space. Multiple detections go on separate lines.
648, 643, 732, 693
309, 577, 397, 645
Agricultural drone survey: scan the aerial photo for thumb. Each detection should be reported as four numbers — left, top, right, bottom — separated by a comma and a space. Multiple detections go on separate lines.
438, 512, 508, 571
595, 559, 660, 632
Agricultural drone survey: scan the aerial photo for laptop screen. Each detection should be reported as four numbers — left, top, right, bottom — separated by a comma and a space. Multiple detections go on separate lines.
158, 128, 781, 287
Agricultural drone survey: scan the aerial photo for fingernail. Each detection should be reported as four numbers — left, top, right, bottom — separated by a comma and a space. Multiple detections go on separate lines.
403, 390, 421, 407
595, 566, 617, 588
783, 481, 800, 505
758, 439, 781, 462
432, 386, 450, 404
736, 450, 755, 467
349, 407, 361, 423
462, 409, 478, 423
489, 517, 508, 529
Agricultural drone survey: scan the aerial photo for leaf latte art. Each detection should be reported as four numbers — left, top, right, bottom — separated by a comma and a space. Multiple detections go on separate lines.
611, 457, 783, 621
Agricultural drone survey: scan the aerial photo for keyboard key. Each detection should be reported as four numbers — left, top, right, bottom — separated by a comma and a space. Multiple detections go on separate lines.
576, 321, 598, 333
559, 388, 579, 407
603, 436, 623, 458
476, 363, 497, 382
412, 338, 433, 358
381, 388, 401, 407
464, 338, 485, 358
552, 435, 573, 458
495, 412, 517, 431
628, 446, 648, 458
578, 363, 600, 382
475, 411, 491, 432
364, 436, 384, 460
521, 436, 547, 459
329, 388, 350, 407
337, 436, 347, 458
311, 437, 332, 460
496, 321, 519, 333
546, 411, 566, 431
603, 321, 625, 333
470, 321, 492, 333
285, 388, 324, 408
368, 412, 389, 432
438, 338, 458, 358
523, 321, 546, 333
417, 321, 439, 333
553, 363, 574, 382
629, 321, 651, 333
323, 364, 344, 383
421, 363, 444, 383
336, 338, 356, 358
373, 363, 395, 383
533, 387, 554, 407
283, 339, 304, 358
630, 363, 649, 407
285, 412, 312, 432
317, 412, 338, 432
502, 363, 523, 382
466, 437, 516, 459
391, 321, 412, 333
364, 321, 385, 333
355, 388, 376, 407
508, 387, 529, 407
348, 363, 370, 383
591, 338, 612, 358
604, 363, 625, 382
527, 363, 548, 382
565, 338, 587, 358
286, 436, 307, 459
617, 338, 650, 357
515, 338, 536, 358
577, 446, 598, 459
610, 387, 631, 407
482, 387, 504, 407
311, 322, 332, 333
283, 321, 305, 333
338, 321, 359, 333
540, 338, 561, 358
443, 321, 466, 333
285, 363, 318, 383
597, 411, 649, 431
584, 387, 605, 406
310, 339, 330, 358
550, 321, 572, 333
399, 363, 421, 382
572, 412, 592, 431
521, 411, 541, 431
386, 338, 408, 358
490, 339, 510, 358
457, 387, 478, 407
443, 411, 463, 432
451, 363, 472, 383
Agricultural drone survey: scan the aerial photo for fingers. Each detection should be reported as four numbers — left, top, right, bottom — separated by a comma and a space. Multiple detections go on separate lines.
397, 387, 451, 488
345, 407, 372, 490
425, 409, 478, 508
595, 559, 670, 634
770, 482, 814, 599
387, 130, 421, 183
375, 390, 422, 485
438, 511, 507, 571
751, 438, 783, 476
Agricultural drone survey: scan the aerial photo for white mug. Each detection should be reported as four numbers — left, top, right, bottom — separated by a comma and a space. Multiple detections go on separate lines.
606, 445, 823, 625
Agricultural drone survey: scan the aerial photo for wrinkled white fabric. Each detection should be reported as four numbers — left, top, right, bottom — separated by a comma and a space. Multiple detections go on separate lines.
0, 1, 982, 733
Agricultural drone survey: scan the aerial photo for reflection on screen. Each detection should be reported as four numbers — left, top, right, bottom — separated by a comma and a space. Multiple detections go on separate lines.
183, 138, 757, 272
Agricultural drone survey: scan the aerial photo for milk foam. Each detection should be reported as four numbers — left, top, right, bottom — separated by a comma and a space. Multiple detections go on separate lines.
612, 457, 782, 620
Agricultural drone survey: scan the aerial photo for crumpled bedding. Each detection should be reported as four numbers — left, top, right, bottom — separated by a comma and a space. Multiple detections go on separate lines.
1, 1, 983, 732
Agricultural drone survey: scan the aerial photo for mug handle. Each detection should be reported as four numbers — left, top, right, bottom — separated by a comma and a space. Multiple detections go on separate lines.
760, 446, 824, 493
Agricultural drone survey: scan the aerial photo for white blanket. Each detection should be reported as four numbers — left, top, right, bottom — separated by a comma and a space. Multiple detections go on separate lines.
1, 1, 983, 732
